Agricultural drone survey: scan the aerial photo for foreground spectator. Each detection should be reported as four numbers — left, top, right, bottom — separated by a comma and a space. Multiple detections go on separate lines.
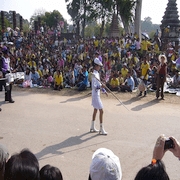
40, 164, 63, 180
135, 134, 180, 180
5, 149, 40, 180
134, 160, 169, 180
0, 144, 9, 180
89, 148, 122, 180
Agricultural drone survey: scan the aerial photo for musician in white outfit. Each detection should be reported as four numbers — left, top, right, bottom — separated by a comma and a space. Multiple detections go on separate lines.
90, 57, 108, 135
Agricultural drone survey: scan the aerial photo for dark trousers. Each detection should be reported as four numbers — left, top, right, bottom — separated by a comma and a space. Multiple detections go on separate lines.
0, 80, 13, 101
156, 75, 165, 98
120, 85, 132, 92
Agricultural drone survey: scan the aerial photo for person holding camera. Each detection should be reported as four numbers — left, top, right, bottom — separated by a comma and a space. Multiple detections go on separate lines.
134, 134, 180, 180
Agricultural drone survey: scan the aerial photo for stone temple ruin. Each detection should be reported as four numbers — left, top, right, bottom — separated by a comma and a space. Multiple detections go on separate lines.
160, 0, 180, 50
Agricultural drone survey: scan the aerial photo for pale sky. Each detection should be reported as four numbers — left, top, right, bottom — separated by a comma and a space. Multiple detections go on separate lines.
1, 0, 180, 24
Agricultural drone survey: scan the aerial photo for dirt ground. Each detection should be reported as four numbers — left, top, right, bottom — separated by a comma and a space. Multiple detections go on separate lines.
0, 86, 180, 180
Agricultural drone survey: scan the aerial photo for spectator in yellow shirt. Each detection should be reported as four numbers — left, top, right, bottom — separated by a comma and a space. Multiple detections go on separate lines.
121, 63, 129, 79
141, 39, 152, 55
109, 74, 120, 91
54, 70, 63, 91
138, 57, 150, 96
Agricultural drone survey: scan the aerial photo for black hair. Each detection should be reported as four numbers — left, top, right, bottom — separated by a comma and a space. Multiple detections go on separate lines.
5, 149, 40, 180
40, 164, 63, 180
134, 160, 169, 180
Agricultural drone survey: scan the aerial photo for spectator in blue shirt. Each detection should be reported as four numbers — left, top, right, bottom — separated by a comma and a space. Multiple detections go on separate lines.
77, 65, 89, 91
31, 67, 40, 85
120, 71, 135, 92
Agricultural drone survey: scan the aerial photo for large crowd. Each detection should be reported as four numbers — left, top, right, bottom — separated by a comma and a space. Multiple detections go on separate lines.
1, 28, 180, 180
1, 28, 180, 94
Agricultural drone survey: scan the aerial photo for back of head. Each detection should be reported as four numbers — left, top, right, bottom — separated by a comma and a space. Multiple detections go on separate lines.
4, 149, 39, 180
134, 160, 169, 180
40, 164, 63, 180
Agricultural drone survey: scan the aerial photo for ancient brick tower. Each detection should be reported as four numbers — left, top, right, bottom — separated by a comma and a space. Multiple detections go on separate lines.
109, 14, 120, 37
160, 0, 180, 50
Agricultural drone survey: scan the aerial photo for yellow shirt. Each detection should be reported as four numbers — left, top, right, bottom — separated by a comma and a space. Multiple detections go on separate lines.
110, 78, 119, 87
37, 69, 43, 77
54, 74, 63, 85
141, 40, 151, 51
28, 61, 36, 68
141, 62, 150, 80
94, 40, 99, 47
118, 77, 124, 85
121, 68, 129, 78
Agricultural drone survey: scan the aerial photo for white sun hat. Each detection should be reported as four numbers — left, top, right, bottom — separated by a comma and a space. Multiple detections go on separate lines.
90, 148, 122, 180
94, 58, 103, 66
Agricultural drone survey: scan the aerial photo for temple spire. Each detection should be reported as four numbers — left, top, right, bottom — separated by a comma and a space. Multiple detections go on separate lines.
160, 0, 180, 50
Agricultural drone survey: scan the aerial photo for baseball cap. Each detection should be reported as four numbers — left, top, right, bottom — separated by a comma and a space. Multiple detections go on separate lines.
0, 144, 9, 169
94, 58, 103, 66
90, 148, 122, 180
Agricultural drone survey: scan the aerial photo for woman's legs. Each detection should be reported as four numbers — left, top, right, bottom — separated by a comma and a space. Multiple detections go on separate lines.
160, 78, 165, 99
99, 109, 107, 135
90, 109, 98, 132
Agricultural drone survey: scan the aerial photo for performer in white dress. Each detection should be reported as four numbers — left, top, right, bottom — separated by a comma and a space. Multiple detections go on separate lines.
90, 57, 108, 135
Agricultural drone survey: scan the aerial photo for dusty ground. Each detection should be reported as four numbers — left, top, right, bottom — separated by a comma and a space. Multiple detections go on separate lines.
0, 86, 180, 180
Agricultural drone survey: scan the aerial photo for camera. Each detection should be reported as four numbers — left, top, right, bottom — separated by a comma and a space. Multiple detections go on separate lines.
164, 139, 174, 150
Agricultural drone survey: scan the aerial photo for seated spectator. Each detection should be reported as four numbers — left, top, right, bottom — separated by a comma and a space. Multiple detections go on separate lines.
109, 74, 120, 91
31, 67, 40, 85
118, 72, 124, 86
77, 65, 89, 91
40, 164, 63, 180
120, 71, 135, 92
4, 149, 39, 180
54, 70, 63, 91
121, 63, 129, 79
171, 70, 180, 88
47, 72, 53, 87
89, 148, 122, 180
23, 67, 32, 88
28, 55, 37, 68
0, 144, 9, 180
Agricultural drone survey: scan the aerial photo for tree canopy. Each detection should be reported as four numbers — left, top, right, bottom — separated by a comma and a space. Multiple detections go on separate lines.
30, 9, 66, 29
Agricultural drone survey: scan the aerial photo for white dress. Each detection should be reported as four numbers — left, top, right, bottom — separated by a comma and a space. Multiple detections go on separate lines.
91, 70, 103, 109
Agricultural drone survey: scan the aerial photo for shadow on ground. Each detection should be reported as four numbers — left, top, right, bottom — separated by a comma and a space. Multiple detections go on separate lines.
35, 132, 110, 161
131, 99, 160, 111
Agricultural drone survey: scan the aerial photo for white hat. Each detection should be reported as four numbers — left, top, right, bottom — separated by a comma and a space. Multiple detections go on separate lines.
158, 54, 167, 63
94, 58, 103, 66
90, 148, 122, 180
0, 144, 9, 168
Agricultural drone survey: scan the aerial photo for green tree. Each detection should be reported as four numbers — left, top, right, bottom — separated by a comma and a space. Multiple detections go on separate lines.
65, 0, 81, 35
92, 0, 114, 37
116, 0, 136, 33
30, 9, 65, 30
42, 10, 64, 28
